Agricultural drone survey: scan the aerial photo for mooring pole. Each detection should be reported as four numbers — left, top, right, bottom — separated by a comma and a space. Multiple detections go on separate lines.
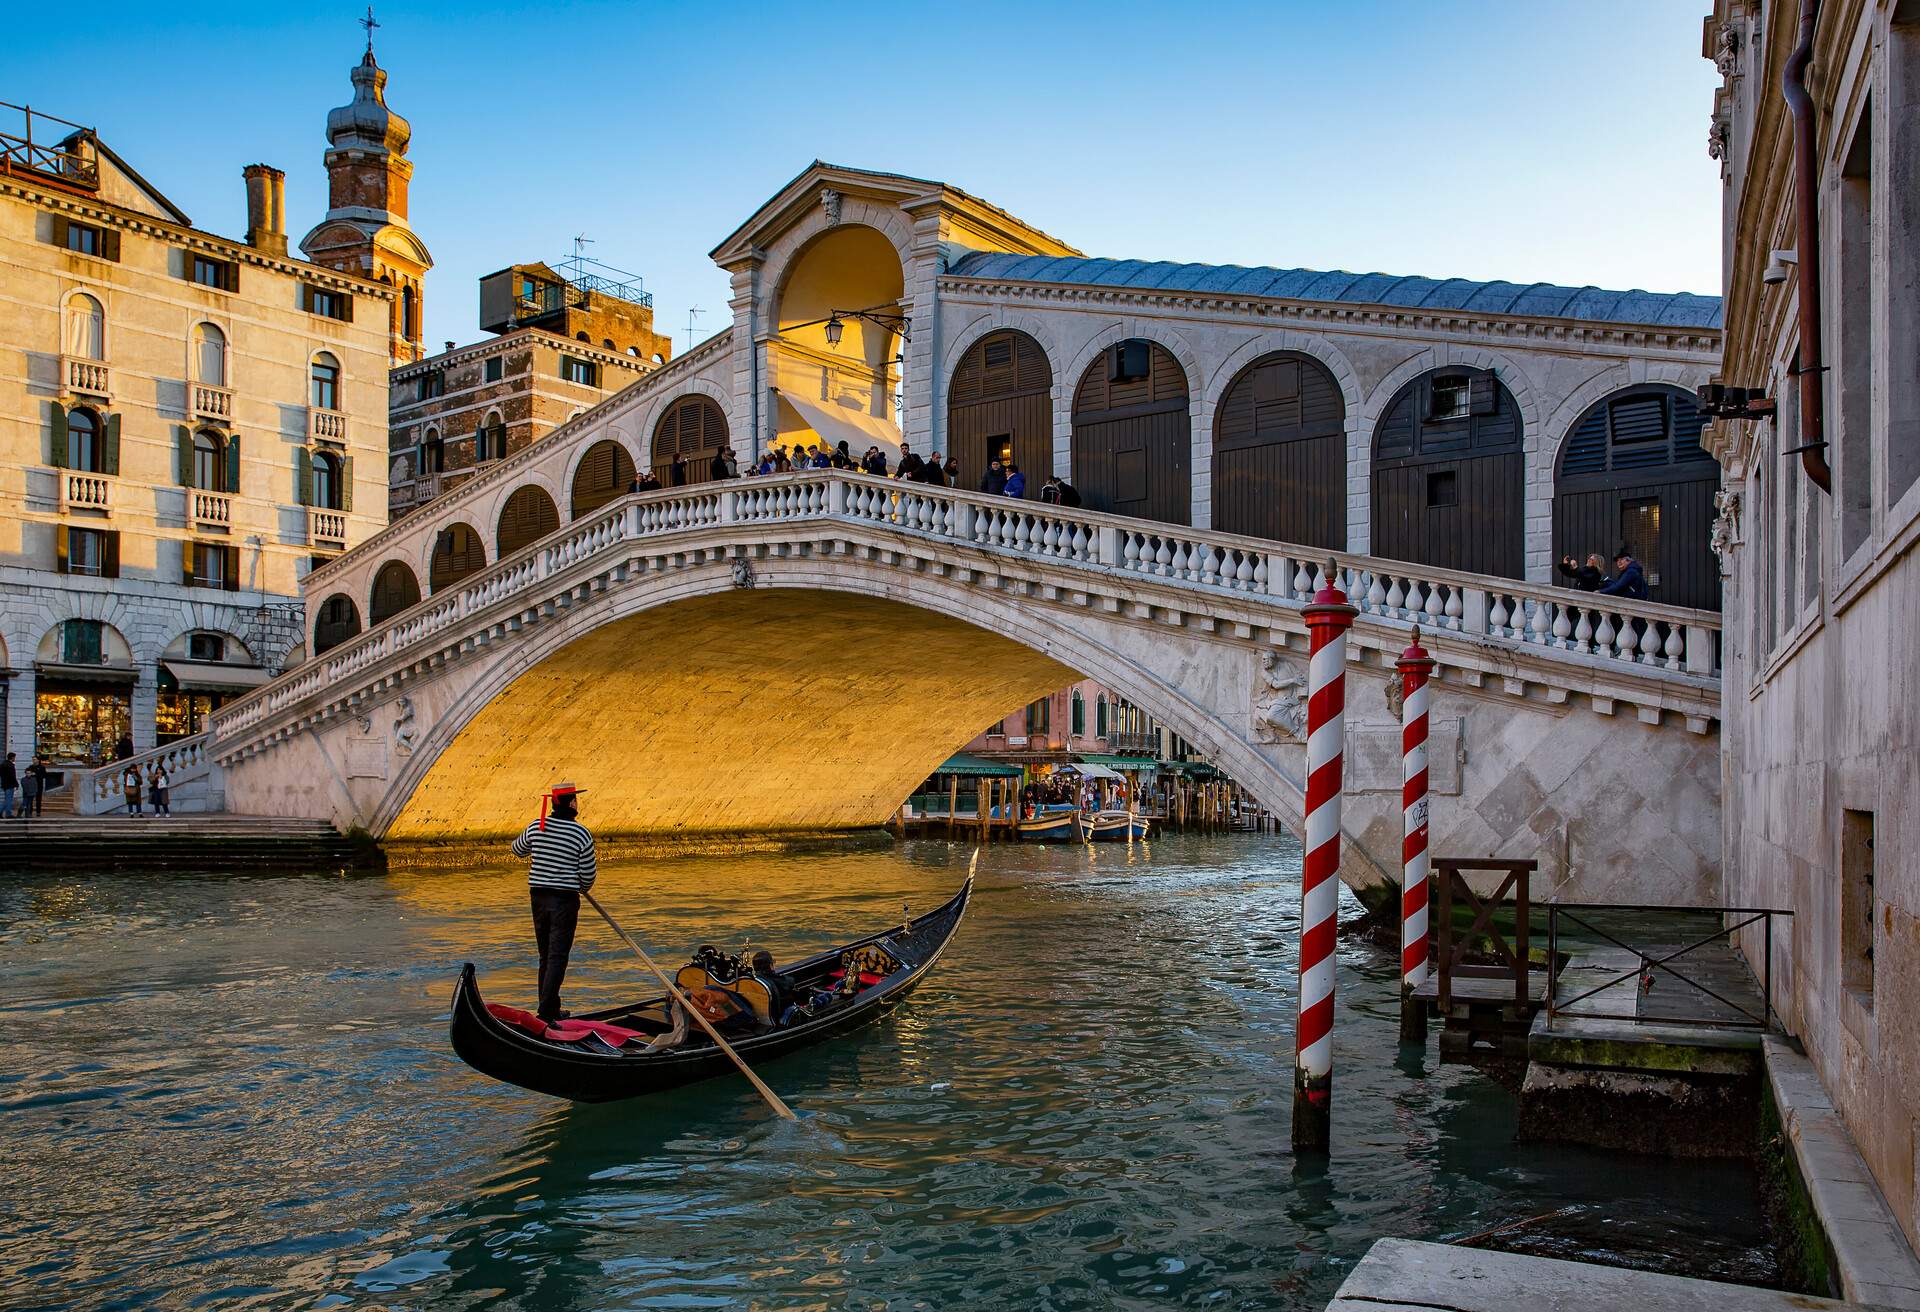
1397, 626, 1436, 1044
1294, 560, 1356, 1153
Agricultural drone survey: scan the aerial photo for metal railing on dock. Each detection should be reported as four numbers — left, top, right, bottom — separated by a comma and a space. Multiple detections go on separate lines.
1546, 904, 1792, 1030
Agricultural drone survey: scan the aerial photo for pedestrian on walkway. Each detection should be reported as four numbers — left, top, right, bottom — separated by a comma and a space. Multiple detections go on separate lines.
123, 763, 143, 817
150, 764, 171, 817
510, 782, 597, 1022
0, 752, 16, 819
980, 459, 1007, 495
1598, 545, 1649, 600
1004, 462, 1027, 498
21, 755, 43, 819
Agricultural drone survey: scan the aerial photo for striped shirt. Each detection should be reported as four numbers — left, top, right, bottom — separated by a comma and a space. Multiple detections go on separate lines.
511, 817, 597, 892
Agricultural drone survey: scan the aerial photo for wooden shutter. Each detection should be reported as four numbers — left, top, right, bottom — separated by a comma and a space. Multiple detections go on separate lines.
102, 531, 119, 580
176, 425, 193, 485
296, 447, 313, 506
100, 228, 121, 262
183, 541, 197, 586
51, 215, 69, 249
300, 284, 313, 313
1469, 372, 1498, 416
102, 413, 120, 476
224, 260, 240, 293
340, 456, 353, 513
339, 293, 353, 323
50, 403, 67, 469
225, 433, 241, 494
55, 524, 69, 574
224, 544, 240, 591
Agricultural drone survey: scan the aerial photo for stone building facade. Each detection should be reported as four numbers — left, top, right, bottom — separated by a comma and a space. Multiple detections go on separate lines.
1707, 0, 1920, 1254
387, 261, 667, 518
0, 56, 400, 764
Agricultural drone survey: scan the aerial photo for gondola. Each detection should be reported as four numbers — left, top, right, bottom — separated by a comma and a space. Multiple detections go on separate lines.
449, 876, 972, 1103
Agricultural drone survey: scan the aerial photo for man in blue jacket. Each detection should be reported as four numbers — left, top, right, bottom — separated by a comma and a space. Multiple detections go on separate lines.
1598, 547, 1649, 600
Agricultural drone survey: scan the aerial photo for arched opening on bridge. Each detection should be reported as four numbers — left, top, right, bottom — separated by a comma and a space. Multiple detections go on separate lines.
369, 559, 422, 623
497, 485, 560, 558
1554, 384, 1719, 609
947, 329, 1052, 488
770, 223, 906, 464
313, 594, 361, 655
1371, 366, 1523, 578
384, 589, 1082, 840
1212, 352, 1345, 550
572, 439, 635, 518
1072, 339, 1190, 524
429, 522, 486, 593
651, 396, 729, 487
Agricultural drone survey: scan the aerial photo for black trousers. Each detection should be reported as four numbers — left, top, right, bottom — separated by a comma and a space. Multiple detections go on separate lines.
530, 888, 580, 1021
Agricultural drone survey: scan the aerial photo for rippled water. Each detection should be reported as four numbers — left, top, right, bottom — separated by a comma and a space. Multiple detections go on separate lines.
1, 836, 1771, 1310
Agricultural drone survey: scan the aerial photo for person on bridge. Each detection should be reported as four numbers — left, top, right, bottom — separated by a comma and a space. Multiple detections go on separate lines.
1004, 463, 1027, 498
511, 783, 598, 1022
1557, 553, 1605, 591
896, 443, 924, 480
980, 460, 1007, 495
1598, 546, 1649, 600
914, 454, 947, 487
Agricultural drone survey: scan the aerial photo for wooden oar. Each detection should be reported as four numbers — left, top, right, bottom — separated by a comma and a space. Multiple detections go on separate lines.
581, 890, 797, 1121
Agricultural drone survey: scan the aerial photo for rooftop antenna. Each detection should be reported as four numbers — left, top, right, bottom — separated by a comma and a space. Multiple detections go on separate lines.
572, 233, 594, 263
360, 5, 380, 56
685, 306, 703, 352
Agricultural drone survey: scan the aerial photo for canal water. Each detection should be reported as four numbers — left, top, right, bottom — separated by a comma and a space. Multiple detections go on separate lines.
2, 835, 1773, 1310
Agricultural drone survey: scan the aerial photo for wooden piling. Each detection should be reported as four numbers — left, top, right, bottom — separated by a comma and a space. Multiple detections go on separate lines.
947, 777, 958, 840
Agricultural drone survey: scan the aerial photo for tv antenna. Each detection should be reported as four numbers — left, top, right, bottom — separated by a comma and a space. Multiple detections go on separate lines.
685, 307, 703, 352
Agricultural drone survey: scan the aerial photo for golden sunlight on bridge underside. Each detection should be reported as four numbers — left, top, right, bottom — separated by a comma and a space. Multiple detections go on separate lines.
385, 590, 1077, 841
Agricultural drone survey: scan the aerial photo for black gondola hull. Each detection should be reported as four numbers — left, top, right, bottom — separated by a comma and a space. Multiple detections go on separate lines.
449, 877, 971, 1103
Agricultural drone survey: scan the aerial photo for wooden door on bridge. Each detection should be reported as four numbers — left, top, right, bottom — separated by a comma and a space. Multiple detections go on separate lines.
1212, 351, 1345, 550
652, 395, 728, 486
572, 439, 636, 519
496, 486, 559, 559
1371, 366, 1524, 578
1072, 339, 1190, 525
948, 330, 1053, 490
429, 522, 486, 594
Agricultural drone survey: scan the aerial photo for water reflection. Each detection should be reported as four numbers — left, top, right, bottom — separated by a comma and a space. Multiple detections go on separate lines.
0, 836, 1771, 1309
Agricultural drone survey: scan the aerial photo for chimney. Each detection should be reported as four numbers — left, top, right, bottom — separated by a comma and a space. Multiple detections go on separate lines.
243, 164, 287, 256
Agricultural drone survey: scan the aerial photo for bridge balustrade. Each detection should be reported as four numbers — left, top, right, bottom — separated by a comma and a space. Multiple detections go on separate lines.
213, 470, 1722, 748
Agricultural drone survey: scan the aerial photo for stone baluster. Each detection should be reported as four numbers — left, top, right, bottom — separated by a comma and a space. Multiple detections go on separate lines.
1662, 624, 1685, 671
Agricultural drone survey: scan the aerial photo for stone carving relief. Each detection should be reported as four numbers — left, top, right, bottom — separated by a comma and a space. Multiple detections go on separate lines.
1710, 488, 1743, 570
1707, 116, 1729, 161
393, 696, 417, 755
821, 187, 842, 226
1714, 23, 1740, 78
1251, 649, 1309, 743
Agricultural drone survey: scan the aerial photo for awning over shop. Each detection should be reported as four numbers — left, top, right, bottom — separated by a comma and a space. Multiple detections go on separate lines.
33, 660, 137, 686
162, 660, 271, 693
779, 391, 903, 458
1062, 762, 1122, 780
1165, 760, 1221, 778
930, 753, 1023, 777
1076, 754, 1159, 770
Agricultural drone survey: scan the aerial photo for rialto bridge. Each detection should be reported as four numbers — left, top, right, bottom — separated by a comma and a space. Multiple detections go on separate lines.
197, 162, 1729, 909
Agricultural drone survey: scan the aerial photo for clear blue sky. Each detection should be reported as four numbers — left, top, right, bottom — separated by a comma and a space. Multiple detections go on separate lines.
1, 2, 1722, 352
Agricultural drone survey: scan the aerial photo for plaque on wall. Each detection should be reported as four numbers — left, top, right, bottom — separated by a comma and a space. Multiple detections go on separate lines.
1345, 719, 1463, 795
345, 737, 387, 780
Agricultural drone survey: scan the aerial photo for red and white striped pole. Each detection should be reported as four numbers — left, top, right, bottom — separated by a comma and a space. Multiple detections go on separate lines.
1397, 627, 1436, 1044
1294, 560, 1357, 1153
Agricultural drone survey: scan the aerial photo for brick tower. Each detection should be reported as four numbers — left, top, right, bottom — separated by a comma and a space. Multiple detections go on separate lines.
299, 29, 432, 365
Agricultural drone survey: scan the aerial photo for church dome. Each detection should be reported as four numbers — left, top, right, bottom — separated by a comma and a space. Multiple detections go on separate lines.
325, 51, 411, 154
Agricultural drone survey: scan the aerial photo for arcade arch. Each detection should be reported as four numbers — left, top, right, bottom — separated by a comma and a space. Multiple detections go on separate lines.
497, 485, 560, 558
947, 329, 1052, 487
1371, 366, 1524, 578
1071, 339, 1191, 525
1212, 351, 1345, 550
769, 223, 907, 461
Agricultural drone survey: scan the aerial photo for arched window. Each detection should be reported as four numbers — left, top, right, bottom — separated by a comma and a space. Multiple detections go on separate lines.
193, 323, 226, 386
651, 395, 728, 486
576, 332, 590, 343
310, 352, 340, 410
401, 286, 417, 342
1071, 339, 1190, 524
311, 451, 342, 510
312, 594, 361, 655
948, 330, 1053, 490
429, 522, 486, 593
496, 485, 560, 557
602, 338, 615, 350
476, 413, 506, 463
65, 407, 101, 472
192, 430, 224, 491
369, 560, 422, 623
571, 439, 636, 518
65, 292, 104, 360
420, 428, 445, 474
1554, 384, 1718, 609
1213, 352, 1345, 550
1370, 366, 1524, 578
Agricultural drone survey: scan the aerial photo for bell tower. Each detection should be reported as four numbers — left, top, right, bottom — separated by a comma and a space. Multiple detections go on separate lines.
300, 13, 433, 365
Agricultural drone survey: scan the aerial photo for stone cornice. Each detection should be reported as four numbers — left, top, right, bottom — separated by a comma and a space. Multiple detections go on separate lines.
937, 275, 1723, 358
1, 176, 396, 299
389, 327, 658, 382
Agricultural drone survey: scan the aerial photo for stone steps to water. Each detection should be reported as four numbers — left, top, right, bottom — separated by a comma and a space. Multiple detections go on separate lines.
0, 815, 370, 873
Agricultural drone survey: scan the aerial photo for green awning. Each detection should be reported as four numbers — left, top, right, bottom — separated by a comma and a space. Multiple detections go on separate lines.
1165, 760, 1220, 777
1077, 754, 1159, 769
931, 753, 1023, 777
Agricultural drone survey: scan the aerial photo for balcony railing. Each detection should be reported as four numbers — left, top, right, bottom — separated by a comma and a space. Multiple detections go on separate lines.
308, 507, 348, 548
0, 102, 99, 188
192, 489, 232, 529
192, 383, 233, 423
61, 355, 109, 400
309, 408, 348, 443
1105, 731, 1159, 756
60, 471, 112, 514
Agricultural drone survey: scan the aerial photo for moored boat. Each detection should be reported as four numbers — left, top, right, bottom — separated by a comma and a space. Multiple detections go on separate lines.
1086, 810, 1151, 842
1017, 808, 1083, 842
449, 876, 972, 1103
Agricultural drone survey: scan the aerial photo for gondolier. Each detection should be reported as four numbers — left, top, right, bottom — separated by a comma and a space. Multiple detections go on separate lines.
511, 782, 597, 1022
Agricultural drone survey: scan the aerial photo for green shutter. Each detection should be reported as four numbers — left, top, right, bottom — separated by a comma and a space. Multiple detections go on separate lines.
300, 284, 312, 313
225, 433, 241, 494
1072, 694, 1085, 736
1097, 699, 1108, 737
339, 293, 353, 323
296, 447, 313, 506
224, 260, 240, 293
102, 531, 119, 580
100, 228, 121, 262
224, 544, 241, 591
51, 215, 69, 249
340, 455, 353, 513
101, 413, 120, 476
49, 402, 67, 469
176, 425, 193, 486
55, 524, 69, 574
